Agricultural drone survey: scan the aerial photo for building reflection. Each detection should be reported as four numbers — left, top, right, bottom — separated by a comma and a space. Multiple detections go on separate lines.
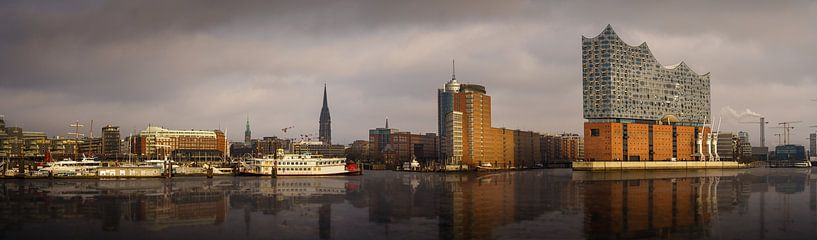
580, 177, 716, 239
2, 169, 815, 239
364, 170, 581, 239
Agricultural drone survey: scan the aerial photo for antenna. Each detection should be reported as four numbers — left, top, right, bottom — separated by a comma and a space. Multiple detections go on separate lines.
452, 59, 456, 80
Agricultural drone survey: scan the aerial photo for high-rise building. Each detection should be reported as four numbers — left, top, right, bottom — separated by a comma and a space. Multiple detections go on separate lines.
438, 60, 492, 167
582, 25, 713, 161
809, 133, 816, 157
319, 84, 332, 144
244, 116, 252, 145
101, 125, 120, 159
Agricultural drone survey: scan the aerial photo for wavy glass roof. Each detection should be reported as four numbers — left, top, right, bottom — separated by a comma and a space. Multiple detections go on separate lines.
582, 25, 711, 124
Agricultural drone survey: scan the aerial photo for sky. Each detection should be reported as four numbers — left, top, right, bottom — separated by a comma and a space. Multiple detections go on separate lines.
1, 0, 816, 146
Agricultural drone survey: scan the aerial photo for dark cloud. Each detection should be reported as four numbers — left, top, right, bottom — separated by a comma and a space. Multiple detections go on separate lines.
1, 0, 815, 146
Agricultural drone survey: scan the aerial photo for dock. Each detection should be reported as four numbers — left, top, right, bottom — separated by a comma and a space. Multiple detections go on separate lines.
572, 161, 751, 171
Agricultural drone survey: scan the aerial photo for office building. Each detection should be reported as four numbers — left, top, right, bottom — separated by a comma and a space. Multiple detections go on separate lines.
254, 136, 291, 156
541, 133, 585, 165
774, 144, 806, 161
369, 120, 439, 168
582, 25, 712, 161
737, 131, 752, 161
438, 62, 492, 168
292, 141, 345, 158
347, 140, 369, 162
101, 125, 120, 159
0, 116, 49, 159
715, 132, 736, 161
133, 126, 227, 161
810, 133, 816, 157
78, 137, 102, 156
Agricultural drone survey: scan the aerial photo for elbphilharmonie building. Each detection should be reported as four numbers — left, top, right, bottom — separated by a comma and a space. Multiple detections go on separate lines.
582, 25, 714, 162
582, 25, 711, 124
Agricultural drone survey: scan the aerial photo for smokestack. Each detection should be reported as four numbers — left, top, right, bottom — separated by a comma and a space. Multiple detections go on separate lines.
760, 117, 765, 147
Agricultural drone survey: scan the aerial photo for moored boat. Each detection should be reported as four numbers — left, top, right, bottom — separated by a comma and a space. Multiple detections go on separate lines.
241, 150, 361, 176
40, 155, 102, 177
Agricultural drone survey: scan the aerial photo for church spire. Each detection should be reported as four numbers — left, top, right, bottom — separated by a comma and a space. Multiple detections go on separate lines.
244, 114, 251, 144
319, 83, 332, 144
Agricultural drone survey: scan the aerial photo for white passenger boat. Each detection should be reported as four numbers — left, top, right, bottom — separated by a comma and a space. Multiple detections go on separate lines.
241, 151, 361, 176
40, 155, 102, 177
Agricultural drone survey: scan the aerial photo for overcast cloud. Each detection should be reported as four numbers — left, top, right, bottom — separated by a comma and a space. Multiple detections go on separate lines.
1, 0, 816, 146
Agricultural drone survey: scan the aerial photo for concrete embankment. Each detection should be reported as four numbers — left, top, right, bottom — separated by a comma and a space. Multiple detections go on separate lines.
572, 161, 751, 171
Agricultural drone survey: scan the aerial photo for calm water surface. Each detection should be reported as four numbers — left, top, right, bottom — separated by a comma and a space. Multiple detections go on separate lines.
2, 168, 816, 239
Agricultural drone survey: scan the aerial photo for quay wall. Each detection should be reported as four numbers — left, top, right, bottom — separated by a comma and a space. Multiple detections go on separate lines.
572, 161, 749, 171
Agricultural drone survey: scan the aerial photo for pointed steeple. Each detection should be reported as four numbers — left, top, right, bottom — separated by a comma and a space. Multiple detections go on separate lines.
322, 83, 329, 109
319, 83, 332, 144
244, 114, 251, 144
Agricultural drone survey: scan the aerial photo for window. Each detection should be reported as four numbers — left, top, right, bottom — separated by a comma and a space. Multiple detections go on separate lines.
591, 129, 600, 137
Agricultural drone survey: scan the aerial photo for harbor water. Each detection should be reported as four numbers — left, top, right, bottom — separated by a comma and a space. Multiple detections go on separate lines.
1, 168, 816, 239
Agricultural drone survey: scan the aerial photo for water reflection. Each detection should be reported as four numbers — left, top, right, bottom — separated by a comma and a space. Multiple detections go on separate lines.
1, 168, 816, 239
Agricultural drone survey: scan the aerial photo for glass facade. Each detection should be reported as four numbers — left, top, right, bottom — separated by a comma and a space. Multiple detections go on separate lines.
582, 25, 711, 124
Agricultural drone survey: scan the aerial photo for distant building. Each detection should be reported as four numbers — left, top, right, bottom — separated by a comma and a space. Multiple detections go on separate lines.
133, 126, 227, 161
347, 140, 369, 162
254, 136, 291, 156
369, 120, 438, 168
0, 116, 49, 159
78, 137, 102, 156
716, 132, 736, 161
292, 141, 345, 158
541, 133, 585, 164
319, 84, 332, 144
737, 131, 752, 161
50, 137, 80, 159
582, 25, 712, 161
101, 125, 120, 159
752, 147, 769, 161
774, 144, 806, 161
488, 128, 543, 169
810, 133, 816, 156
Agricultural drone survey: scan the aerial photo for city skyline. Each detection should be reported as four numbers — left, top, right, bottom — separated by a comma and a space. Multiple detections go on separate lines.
1, 1, 816, 146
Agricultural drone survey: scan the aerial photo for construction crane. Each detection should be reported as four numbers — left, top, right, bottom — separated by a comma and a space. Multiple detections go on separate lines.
778, 121, 802, 145
740, 117, 769, 147
774, 133, 783, 146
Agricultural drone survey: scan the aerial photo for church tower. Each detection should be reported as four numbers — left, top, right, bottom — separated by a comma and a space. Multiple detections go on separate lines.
319, 84, 332, 144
